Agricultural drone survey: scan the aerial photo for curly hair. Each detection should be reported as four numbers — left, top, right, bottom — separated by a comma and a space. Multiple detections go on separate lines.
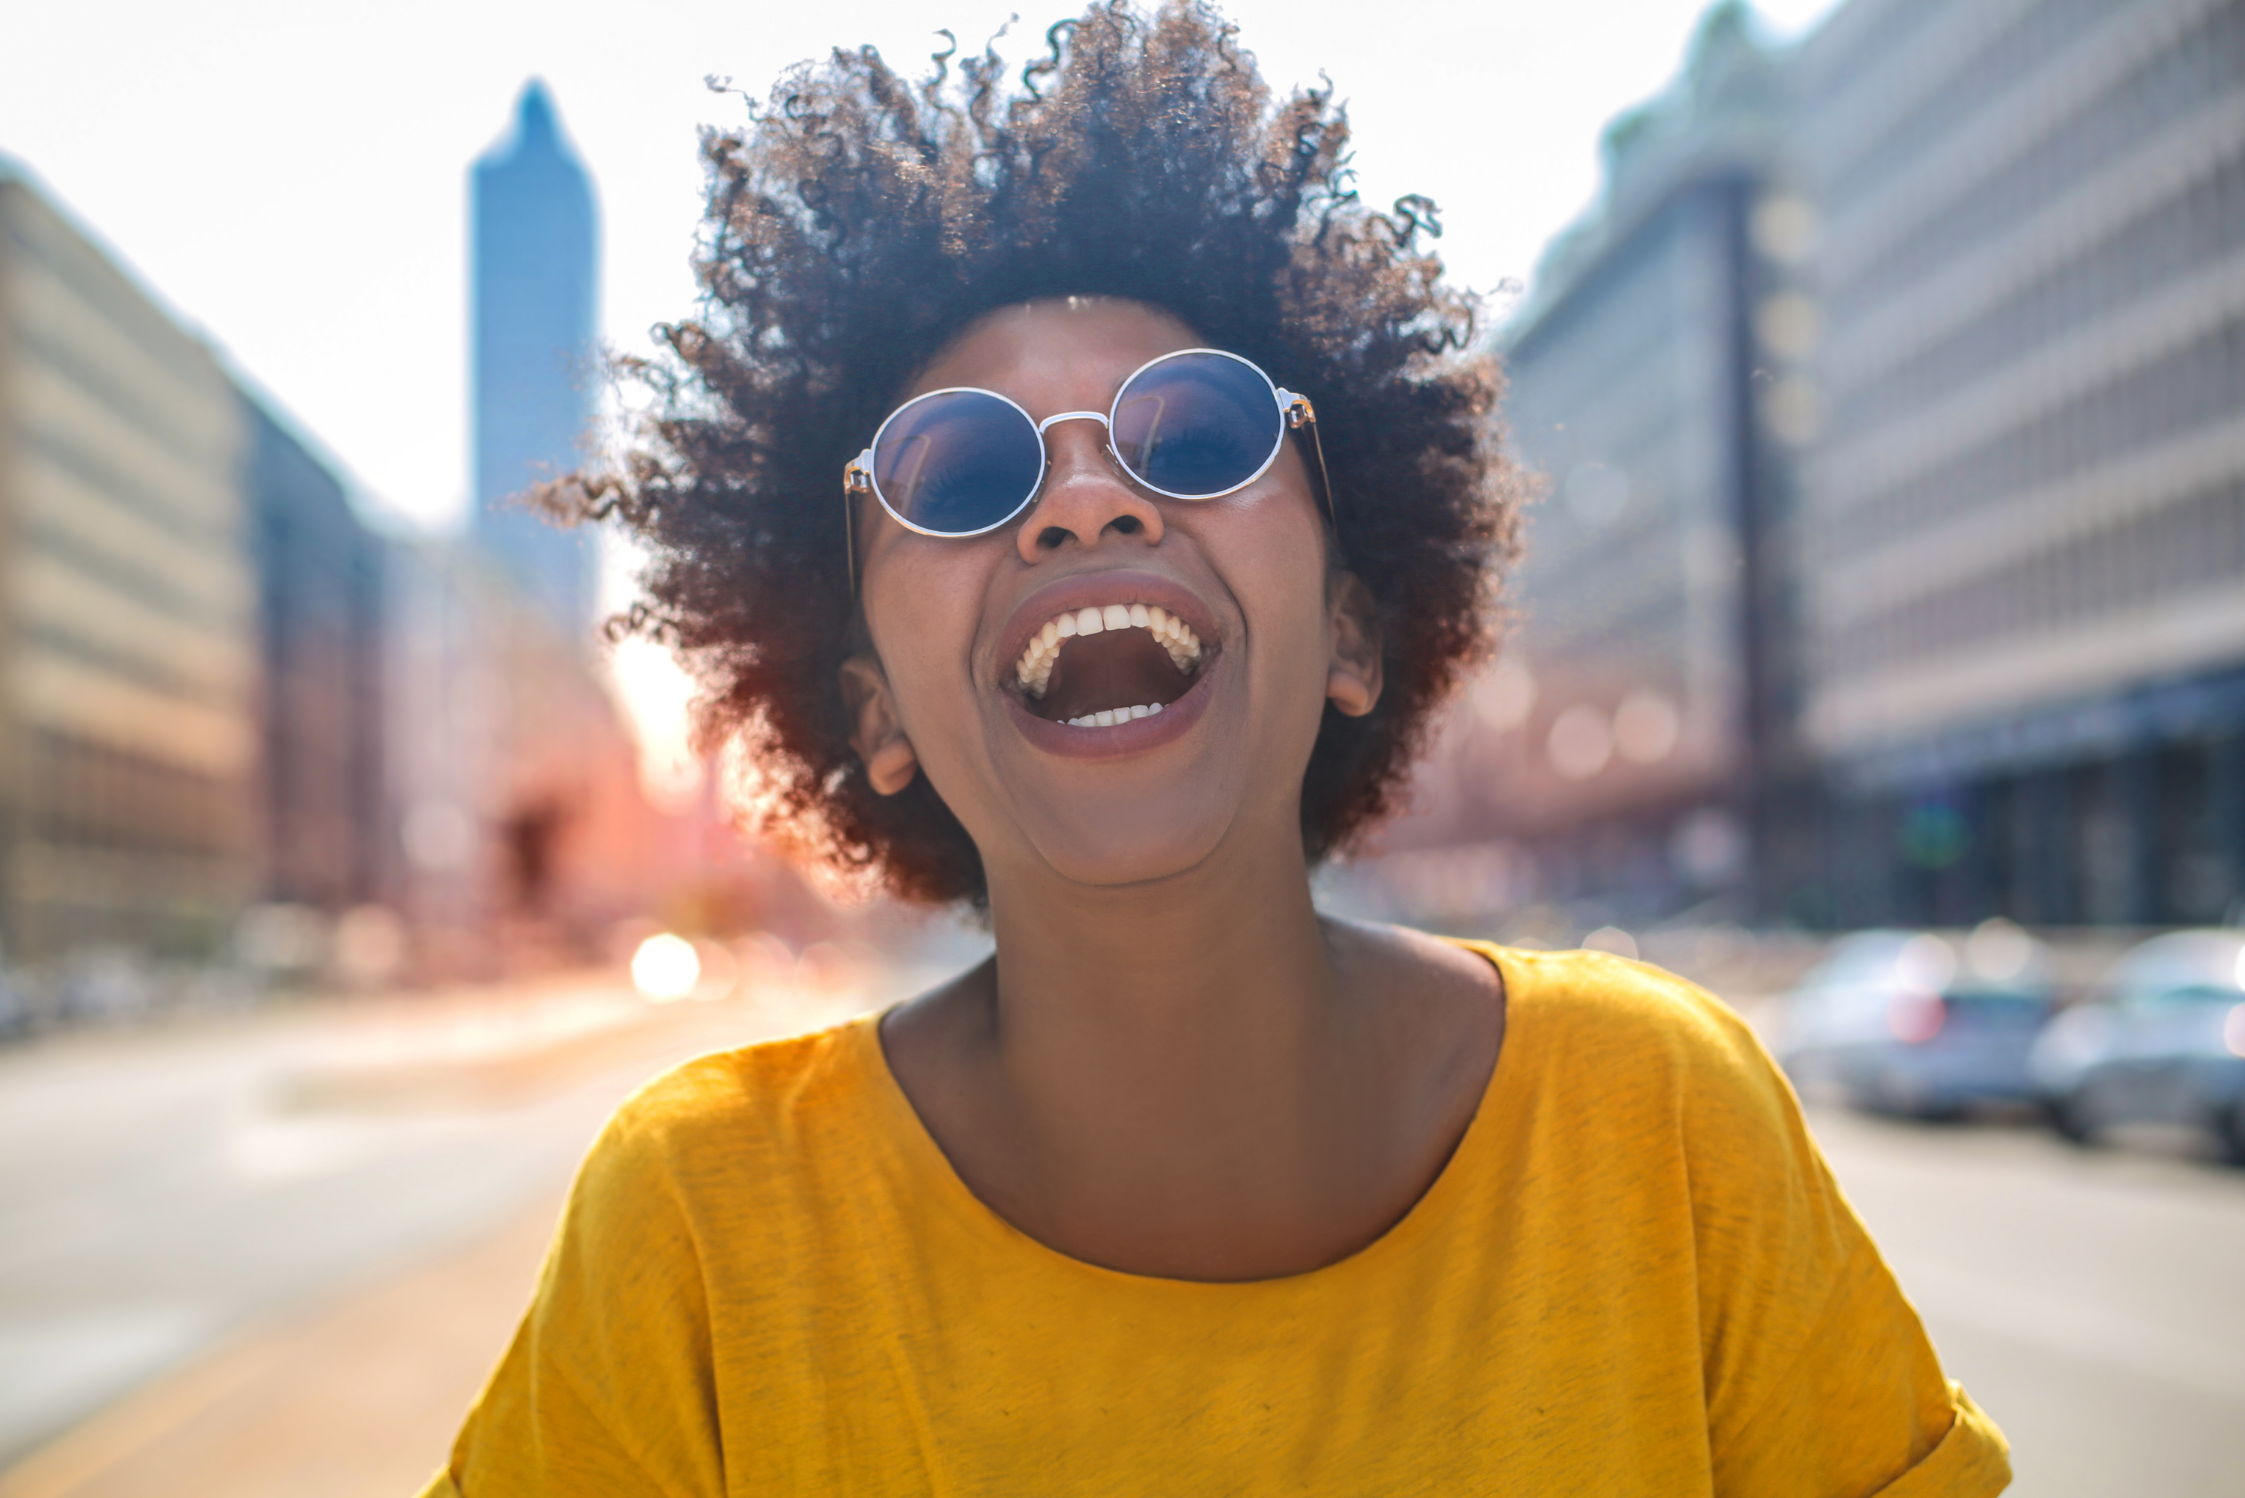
568, 0, 1525, 907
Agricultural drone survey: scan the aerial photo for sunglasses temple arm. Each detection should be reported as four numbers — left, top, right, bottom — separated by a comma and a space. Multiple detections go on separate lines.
1309, 421, 1337, 530
843, 460, 871, 600
1277, 390, 1337, 532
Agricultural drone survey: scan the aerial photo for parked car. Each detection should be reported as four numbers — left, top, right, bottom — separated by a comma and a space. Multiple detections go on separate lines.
1777, 927, 2055, 1119
2029, 929, 2245, 1165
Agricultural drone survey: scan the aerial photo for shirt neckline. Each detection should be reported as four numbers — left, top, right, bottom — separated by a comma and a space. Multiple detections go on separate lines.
848, 939, 1531, 1295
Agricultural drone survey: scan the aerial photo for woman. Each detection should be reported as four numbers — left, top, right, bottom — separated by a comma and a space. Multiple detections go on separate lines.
426, 5, 2009, 1492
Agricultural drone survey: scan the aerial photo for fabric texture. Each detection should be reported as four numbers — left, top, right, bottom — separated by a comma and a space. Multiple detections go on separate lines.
424, 943, 2010, 1496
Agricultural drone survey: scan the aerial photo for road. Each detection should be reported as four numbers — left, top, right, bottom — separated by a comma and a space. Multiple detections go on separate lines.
0, 957, 940, 1481
1, 970, 2240, 1495
1807, 1104, 2245, 1497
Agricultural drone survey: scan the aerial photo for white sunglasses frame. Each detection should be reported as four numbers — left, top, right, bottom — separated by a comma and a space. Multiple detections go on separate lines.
841, 346, 1331, 590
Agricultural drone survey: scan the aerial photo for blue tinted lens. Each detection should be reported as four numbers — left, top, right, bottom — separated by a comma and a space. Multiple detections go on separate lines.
873, 390, 1043, 534
1111, 353, 1283, 497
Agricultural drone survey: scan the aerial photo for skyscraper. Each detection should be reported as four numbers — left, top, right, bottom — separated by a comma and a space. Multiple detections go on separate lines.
470, 80, 600, 634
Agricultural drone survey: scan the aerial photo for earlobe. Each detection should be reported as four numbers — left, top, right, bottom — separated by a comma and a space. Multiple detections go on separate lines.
839, 654, 921, 795
1325, 572, 1384, 718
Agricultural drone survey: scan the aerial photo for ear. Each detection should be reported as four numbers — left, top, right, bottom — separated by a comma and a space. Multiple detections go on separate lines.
839, 654, 921, 795
1324, 571, 1384, 718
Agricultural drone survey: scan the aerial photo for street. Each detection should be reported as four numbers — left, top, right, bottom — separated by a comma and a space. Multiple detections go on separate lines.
1, 973, 2241, 1496
0, 959, 929, 1489
1809, 1104, 2245, 1497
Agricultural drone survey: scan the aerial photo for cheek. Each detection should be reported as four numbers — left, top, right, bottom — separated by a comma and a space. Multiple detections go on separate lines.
1212, 504, 1333, 676
860, 540, 993, 719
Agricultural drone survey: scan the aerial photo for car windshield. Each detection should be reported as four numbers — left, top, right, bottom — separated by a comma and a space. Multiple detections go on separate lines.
2107, 931, 2245, 1003
1944, 986, 2047, 1007
2128, 983, 2243, 1008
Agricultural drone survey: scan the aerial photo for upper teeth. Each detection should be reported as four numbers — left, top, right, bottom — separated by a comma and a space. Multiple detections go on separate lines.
1014, 603, 1204, 698
1066, 703, 1166, 728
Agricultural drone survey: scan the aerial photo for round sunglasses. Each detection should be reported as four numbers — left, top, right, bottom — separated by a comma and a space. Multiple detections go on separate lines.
841, 348, 1332, 586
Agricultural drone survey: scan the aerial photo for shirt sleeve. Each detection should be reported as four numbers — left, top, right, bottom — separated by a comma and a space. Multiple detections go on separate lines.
1708, 1242, 2011, 1496
1667, 982, 2012, 1497
434, 1109, 728, 1498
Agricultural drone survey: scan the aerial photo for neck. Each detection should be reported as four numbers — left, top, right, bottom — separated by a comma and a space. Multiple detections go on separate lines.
981, 828, 1347, 1092
880, 823, 1505, 1280
943, 824, 1408, 1277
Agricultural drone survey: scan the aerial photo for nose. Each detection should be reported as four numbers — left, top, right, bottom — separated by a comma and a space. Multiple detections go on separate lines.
1014, 413, 1165, 563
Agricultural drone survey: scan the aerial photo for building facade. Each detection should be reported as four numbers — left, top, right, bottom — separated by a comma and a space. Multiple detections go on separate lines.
1790, 0, 2245, 927
1385, 5, 1806, 927
243, 398, 388, 914
0, 164, 261, 965
470, 80, 601, 636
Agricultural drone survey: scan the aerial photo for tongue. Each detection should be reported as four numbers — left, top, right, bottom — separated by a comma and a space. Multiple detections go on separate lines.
1035, 630, 1195, 722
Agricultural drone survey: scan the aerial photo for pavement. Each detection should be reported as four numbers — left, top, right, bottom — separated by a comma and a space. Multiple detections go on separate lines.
1810, 1105, 2245, 1498
0, 1186, 562, 1498
2, 958, 2242, 1496
0, 953, 927, 1495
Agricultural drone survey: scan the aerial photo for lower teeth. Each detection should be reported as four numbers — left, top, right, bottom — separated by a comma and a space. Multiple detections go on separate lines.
1065, 702, 1165, 729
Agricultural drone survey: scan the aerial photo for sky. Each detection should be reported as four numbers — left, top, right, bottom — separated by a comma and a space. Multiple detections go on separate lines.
0, 0, 1840, 795
3, 0, 1841, 530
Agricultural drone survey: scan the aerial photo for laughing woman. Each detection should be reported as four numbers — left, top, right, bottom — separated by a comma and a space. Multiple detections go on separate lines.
425, 5, 2008, 1493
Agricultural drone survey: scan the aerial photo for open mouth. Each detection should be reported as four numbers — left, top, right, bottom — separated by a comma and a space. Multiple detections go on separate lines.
1010, 603, 1208, 728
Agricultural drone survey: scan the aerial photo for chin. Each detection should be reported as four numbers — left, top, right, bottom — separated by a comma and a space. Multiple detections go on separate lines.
1014, 792, 1241, 891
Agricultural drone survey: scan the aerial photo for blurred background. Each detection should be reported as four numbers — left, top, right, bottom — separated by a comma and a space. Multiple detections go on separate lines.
0, 0, 2240, 1494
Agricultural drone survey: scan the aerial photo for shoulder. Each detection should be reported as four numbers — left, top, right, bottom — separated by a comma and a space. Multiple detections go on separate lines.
1470, 943, 1863, 1285
607, 1016, 873, 1137
439, 1026, 885, 1496
570, 1016, 885, 1225
1479, 943, 1755, 1038
1449, 945, 2008, 1490
1468, 944, 1782, 1106
1459, 941, 1822, 1207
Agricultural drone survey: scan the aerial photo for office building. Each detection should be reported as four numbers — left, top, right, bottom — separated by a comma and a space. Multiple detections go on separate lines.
0, 163, 260, 965
243, 397, 388, 914
470, 80, 601, 636
1387, 5, 1804, 924
1790, 0, 2245, 926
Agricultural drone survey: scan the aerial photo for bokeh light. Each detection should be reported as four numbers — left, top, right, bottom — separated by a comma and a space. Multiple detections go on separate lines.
630, 932, 700, 1003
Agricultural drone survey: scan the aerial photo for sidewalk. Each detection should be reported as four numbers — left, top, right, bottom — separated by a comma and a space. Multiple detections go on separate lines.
0, 953, 933, 1493
0, 1187, 560, 1498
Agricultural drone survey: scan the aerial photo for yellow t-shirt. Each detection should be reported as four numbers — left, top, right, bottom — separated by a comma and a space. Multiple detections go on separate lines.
425, 945, 2009, 1496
